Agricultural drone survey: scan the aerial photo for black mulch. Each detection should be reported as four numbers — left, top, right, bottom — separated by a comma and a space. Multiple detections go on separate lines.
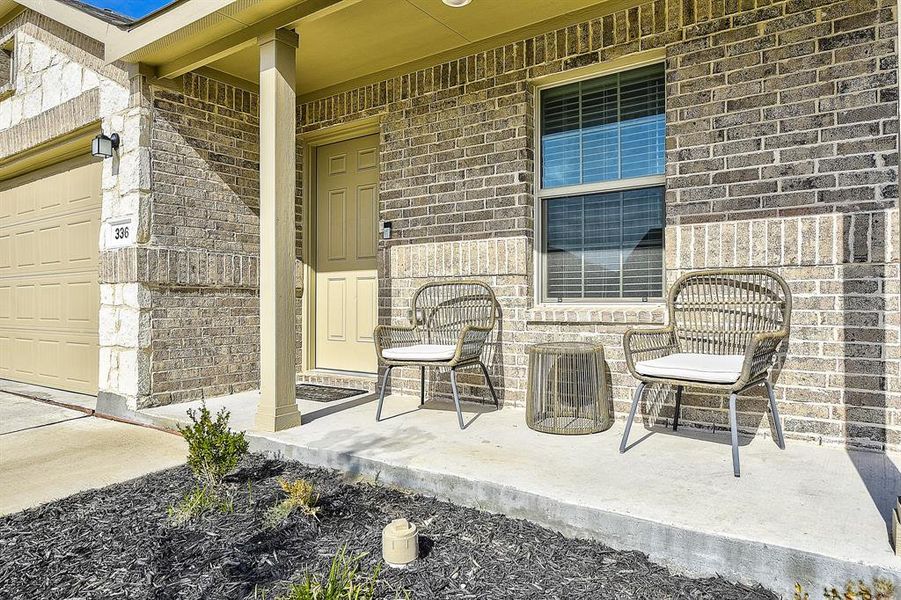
0, 454, 777, 600
295, 384, 366, 403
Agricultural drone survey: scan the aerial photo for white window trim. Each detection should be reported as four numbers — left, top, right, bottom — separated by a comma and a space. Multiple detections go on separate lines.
532, 54, 667, 306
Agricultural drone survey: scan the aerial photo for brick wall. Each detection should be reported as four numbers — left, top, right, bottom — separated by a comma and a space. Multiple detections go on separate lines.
149, 288, 259, 405
663, 0, 899, 449
143, 74, 264, 404
667, 214, 899, 448
150, 74, 260, 254
667, 0, 898, 221
137, 73, 259, 404
297, 0, 900, 450
141, 73, 309, 404
299, 61, 534, 246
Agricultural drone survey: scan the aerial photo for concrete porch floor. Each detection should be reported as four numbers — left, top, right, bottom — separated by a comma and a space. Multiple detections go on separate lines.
142, 391, 901, 597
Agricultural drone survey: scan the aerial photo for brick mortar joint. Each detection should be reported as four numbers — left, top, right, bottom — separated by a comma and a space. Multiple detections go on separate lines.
147, 284, 259, 293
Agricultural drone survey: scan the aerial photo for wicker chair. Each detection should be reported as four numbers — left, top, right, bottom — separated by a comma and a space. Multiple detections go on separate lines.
374, 280, 499, 429
620, 269, 791, 477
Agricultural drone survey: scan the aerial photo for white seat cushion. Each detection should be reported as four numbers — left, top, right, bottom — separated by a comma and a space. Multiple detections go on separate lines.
381, 344, 457, 362
635, 353, 745, 384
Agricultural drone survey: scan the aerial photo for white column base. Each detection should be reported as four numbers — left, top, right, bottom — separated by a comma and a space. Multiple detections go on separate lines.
254, 400, 301, 432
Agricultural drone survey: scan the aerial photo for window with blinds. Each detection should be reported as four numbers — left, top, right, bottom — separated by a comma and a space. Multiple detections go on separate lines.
539, 63, 665, 301
0, 39, 13, 91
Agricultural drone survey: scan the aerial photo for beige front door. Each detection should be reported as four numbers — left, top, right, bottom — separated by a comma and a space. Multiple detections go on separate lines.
0, 157, 102, 394
314, 134, 378, 373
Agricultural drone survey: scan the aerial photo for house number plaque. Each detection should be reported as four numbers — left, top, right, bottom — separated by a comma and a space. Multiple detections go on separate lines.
106, 216, 135, 249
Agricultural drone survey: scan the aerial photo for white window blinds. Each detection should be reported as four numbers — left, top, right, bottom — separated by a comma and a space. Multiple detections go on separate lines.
540, 63, 666, 301
541, 63, 665, 189
544, 187, 664, 300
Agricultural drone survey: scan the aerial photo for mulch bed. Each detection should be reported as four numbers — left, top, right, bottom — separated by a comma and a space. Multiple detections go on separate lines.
295, 384, 366, 403
0, 454, 777, 599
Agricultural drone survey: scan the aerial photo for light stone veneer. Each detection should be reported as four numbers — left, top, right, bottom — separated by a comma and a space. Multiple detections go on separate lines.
99, 283, 151, 400
0, 29, 122, 131
1, 13, 150, 412
97, 99, 154, 410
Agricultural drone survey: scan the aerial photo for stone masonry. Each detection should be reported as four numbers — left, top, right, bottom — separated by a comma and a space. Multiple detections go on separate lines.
0, 12, 130, 129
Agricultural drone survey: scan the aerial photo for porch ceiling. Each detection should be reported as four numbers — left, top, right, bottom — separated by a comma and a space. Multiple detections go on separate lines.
0, 0, 19, 22
133, 0, 615, 99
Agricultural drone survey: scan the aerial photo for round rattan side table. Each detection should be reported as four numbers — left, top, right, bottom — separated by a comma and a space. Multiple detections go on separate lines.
525, 342, 610, 435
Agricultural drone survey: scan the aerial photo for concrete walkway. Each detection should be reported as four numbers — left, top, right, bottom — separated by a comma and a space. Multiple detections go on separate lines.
0, 378, 97, 413
0, 392, 186, 515
144, 391, 901, 597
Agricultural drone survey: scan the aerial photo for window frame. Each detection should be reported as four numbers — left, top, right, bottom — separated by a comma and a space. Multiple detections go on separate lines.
0, 33, 16, 101
533, 56, 667, 305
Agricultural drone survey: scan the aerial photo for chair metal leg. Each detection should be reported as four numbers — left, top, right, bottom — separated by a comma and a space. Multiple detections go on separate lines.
764, 380, 785, 449
673, 385, 683, 431
420, 366, 426, 406
450, 367, 465, 429
375, 365, 393, 422
619, 382, 645, 453
478, 361, 499, 408
729, 392, 740, 477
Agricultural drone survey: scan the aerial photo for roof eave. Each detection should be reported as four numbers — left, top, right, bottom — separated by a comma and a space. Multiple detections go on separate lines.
15, 0, 128, 43
103, 0, 234, 62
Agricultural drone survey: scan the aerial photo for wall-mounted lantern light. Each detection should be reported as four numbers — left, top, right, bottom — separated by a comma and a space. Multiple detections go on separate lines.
92, 133, 120, 158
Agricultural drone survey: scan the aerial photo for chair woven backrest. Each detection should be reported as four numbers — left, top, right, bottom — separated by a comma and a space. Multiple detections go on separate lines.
669, 269, 791, 355
412, 281, 496, 345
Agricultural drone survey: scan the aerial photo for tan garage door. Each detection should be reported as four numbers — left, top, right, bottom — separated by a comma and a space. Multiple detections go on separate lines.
0, 156, 102, 394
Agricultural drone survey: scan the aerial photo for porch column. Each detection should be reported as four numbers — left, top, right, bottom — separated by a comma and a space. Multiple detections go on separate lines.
256, 28, 301, 432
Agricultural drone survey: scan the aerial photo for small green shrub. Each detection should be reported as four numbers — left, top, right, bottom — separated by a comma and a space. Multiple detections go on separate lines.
262, 477, 320, 529
277, 547, 380, 600
167, 485, 234, 526
178, 402, 248, 487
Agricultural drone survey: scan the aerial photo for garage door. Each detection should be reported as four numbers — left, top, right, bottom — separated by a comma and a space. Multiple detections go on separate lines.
0, 156, 102, 394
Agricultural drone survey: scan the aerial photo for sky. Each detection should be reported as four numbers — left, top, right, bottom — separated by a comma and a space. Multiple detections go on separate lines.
84, 0, 174, 19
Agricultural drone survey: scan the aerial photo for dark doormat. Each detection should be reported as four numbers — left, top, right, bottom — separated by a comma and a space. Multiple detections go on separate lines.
295, 384, 366, 403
